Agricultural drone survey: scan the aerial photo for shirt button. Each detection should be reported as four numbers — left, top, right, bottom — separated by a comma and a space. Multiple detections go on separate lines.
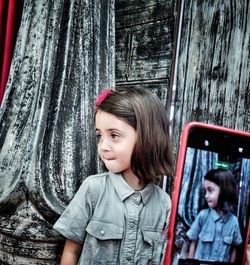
133, 193, 141, 204
100, 230, 105, 235
129, 221, 136, 228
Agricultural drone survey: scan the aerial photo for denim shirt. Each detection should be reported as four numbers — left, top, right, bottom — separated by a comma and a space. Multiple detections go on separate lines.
53, 172, 171, 265
186, 208, 242, 262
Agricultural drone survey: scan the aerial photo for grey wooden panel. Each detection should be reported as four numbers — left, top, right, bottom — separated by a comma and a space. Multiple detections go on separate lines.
116, 0, 174, 28
116, 18, 175, 82
172, 0, 250, 155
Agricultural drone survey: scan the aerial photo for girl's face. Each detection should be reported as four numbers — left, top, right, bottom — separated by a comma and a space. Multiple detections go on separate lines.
95, 110, 137, 179
204, 179, 220, 208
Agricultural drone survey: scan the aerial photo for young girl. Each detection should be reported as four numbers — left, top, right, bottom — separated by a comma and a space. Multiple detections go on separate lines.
187, 169, 242, 263
53, 87, 173, 265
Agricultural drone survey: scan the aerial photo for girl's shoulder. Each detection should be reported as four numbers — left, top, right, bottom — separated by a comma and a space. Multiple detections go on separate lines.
75, 172, 111, 207
152, 184, 171, 205
196, 208, 211, 219
75, 172, 110, 197
82, 171, 110, 190
227, 211, 240, 223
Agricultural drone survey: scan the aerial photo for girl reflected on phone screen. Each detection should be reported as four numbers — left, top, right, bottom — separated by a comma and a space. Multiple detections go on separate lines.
186, 169, 242, 263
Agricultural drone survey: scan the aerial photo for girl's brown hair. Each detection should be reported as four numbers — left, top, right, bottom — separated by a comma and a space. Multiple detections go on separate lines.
95, 87, 173, 183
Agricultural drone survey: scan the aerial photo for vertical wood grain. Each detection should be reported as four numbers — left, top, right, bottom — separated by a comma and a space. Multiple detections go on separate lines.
172, 0, 250, 156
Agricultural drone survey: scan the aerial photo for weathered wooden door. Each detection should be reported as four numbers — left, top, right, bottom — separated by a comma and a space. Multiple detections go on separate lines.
115, 0, 176, 109
172, 0, 250, 153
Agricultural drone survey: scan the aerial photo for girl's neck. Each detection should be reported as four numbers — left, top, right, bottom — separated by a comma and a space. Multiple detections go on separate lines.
215, 207, 226, 217
122, 170, 145, 190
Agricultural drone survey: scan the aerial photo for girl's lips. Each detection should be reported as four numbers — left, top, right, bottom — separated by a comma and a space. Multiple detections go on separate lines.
103, 157, 115, 161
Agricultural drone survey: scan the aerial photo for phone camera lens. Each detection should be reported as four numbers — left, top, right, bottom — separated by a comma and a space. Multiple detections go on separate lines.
204, 140, 209, 146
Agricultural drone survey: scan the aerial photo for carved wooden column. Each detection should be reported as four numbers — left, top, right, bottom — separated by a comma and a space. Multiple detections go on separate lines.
0, 0, 115, 264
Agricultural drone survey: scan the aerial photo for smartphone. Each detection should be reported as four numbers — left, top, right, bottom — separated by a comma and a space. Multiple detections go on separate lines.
165, 122, 250, 265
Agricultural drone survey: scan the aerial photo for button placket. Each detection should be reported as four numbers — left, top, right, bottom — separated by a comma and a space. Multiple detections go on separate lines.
121, 195, 142, 264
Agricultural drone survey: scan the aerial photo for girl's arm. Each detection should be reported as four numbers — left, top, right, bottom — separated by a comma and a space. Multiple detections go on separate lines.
188, 240, 197, 259
60, 239, 82, 265
230, 246, 237, 263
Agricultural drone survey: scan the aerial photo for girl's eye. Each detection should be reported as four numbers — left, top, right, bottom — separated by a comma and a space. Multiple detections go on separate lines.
96, 134, 102, 141
111, 133, 119, 139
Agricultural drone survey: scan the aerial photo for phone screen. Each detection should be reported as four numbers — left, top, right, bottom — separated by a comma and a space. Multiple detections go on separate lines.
165, 123, 250, 265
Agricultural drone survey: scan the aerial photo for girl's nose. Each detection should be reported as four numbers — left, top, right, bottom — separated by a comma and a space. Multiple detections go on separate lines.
99, 138, 110, 151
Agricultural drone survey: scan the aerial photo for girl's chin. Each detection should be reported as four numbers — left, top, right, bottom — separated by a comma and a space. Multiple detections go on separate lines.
104, 165, 122, 174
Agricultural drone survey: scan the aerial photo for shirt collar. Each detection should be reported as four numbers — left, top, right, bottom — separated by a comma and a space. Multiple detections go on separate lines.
210, 208, 231, 222
109, 171, 155, 204
210, 208, 221, 222
138, 182, 155, 205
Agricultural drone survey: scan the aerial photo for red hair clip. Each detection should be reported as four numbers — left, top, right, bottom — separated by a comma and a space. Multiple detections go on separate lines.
95, 89, 112, 108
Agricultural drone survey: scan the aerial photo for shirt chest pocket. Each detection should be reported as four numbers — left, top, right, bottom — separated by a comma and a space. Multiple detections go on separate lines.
199, 230, 214, 243
85, 220, 123, 264
198, 230, 214, 259
140, 230, 166, 265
